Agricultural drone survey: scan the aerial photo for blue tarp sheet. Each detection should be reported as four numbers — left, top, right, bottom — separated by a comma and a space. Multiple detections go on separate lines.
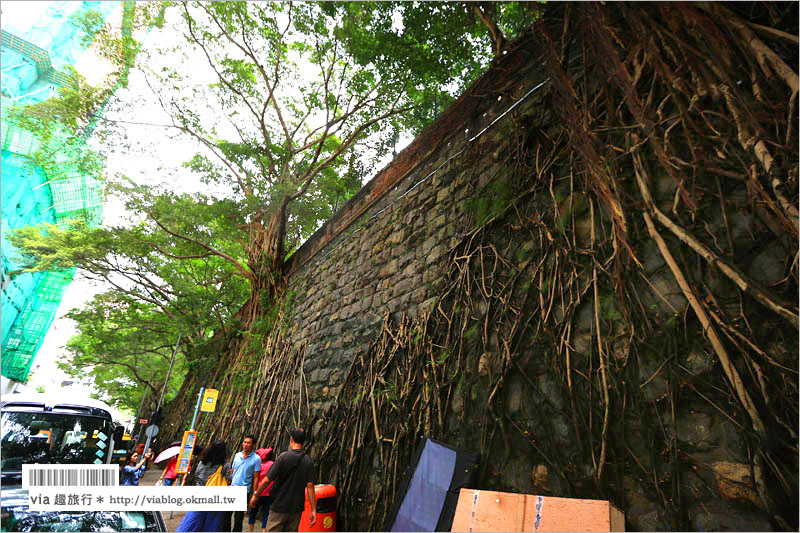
391, 440, 457, 531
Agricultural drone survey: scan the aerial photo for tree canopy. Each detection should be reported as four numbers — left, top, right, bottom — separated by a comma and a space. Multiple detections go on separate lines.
9, 1, 533, 401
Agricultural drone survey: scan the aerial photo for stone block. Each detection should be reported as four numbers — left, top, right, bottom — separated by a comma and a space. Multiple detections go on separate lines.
420, 296, 438, 313
410, 286, 427, 304
359, 294, 373, 312
642, 271, 688, 316
688, 500, 773, 532
684, 349, 714, 375
538, 374, 564, 410
422, 268, 440, 284
422, 236, 438, 255
709, 461, 760, 507
638, 356, 669, 402
388, 228, 407, 245
747, 241, 787, 286
392, 278, 415, 298
426, 244, 446, 264
506, 376, 523, 414
676, 411, 715, 450
400, 262, 418, 278
377, 259, 399, 278
387, 293, 411, 313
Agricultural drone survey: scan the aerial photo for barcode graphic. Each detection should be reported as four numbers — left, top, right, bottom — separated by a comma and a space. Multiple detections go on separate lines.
24, 466, 118, 487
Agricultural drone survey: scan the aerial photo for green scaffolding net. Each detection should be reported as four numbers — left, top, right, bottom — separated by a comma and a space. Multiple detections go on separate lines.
1, 1, 129, 383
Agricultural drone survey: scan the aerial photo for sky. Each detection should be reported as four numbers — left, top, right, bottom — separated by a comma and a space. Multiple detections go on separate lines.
1, 1, 206, 409
3, 1, 409, 412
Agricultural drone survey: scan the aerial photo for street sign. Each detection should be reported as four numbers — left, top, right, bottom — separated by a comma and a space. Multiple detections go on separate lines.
175, 430, 197, 474
138, 418, 148, 425
145, 425, 159, 438
200, 389, 219, 412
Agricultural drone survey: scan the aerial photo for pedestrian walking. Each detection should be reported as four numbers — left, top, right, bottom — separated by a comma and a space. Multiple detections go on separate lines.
249, 448, 275, 532
227, 435, 262, 532
121, 449, 153, 486
176, 440, 233, 532
158, 455, 180, 486
249, 428, 316, 532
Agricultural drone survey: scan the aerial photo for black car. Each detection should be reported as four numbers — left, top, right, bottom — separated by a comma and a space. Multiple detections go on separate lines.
0, 488, 168, 532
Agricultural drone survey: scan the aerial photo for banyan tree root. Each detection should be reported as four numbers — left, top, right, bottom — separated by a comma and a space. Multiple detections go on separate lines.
164, 3, 797, 529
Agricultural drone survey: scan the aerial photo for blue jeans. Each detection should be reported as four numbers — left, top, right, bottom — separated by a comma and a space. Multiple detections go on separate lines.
248, 495, 274, 529
163, 477, 176, 486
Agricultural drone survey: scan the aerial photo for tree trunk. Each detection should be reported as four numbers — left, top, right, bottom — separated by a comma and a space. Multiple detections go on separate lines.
238, 202, 289, 328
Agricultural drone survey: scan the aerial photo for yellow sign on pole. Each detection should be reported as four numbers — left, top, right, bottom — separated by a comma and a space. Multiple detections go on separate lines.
176, 430, 197, 475
200, 388, 219, 413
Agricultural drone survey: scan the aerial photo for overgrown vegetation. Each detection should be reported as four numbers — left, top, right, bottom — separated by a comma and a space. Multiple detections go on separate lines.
174, 3, 798, 530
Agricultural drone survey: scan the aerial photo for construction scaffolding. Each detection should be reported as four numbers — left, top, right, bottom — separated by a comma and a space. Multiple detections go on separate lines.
1, 1, 126, 384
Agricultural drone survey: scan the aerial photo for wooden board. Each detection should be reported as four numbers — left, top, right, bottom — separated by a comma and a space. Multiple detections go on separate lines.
522, 494, 621, 532
451, 489, 625, 532
450, 489, 525, 532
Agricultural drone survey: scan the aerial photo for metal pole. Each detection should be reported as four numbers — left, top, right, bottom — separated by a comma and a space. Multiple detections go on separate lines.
142, 334, 181, 456
190, 387, 205, 430
173, 387, 205, 512
132, 388, 148, 448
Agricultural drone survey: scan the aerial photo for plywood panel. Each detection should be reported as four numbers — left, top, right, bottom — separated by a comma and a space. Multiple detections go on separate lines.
609, 503, 626, 532
451, 489, 525, 532
523, 495, 612, 532
452, 489, 626, 532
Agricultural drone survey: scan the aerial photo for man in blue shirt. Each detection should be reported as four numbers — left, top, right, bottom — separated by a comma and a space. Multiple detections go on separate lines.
229, 435, 261, 532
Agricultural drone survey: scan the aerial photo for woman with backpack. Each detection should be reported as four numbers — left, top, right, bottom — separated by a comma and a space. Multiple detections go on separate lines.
176, 440, 232, 532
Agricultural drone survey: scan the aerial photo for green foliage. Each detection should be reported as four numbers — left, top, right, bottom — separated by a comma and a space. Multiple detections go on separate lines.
323, 2, 536, 134
9, 1, 535, 412
464, 175, 515, 228
70, 2, 166, 84
57, 291, 188, 413
379, 381, 398, 403
599, 293, 622, 322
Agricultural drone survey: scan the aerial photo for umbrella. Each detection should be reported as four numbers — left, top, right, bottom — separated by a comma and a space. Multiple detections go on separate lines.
154, 445, 180, 464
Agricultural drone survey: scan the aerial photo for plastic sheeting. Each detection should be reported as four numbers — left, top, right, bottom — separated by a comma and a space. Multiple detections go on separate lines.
385, 437, 481, 532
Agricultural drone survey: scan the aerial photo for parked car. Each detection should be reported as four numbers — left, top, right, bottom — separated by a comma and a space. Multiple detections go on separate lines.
1, 393, 124, 485
0, 487, 167, 532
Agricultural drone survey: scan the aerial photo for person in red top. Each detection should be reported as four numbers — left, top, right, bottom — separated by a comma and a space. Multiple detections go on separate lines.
158, 455, 180, 486
249, 447, 275, 532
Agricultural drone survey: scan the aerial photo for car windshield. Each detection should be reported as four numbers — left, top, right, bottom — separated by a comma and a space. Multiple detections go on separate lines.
0, 509, 160, 532
0, 412, 112, 470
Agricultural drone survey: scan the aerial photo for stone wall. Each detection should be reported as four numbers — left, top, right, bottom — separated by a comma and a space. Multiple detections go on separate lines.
285, 33, 549, 414
278, 22, 796, 532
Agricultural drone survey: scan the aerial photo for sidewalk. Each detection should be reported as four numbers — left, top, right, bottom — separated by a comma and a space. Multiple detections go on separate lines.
138, 468, 186, 532
138, 467, 254, 532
